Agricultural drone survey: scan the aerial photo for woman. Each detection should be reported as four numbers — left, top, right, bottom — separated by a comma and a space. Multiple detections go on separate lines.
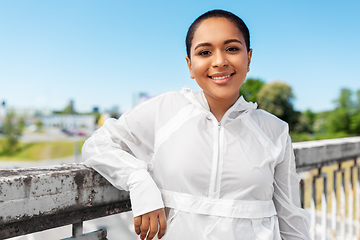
82, 9, 310, 240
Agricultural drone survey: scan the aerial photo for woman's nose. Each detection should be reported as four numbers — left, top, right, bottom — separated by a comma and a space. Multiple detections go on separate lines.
212, 51, 228, 68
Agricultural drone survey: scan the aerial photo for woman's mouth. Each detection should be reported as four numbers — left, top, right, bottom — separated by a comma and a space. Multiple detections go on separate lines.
212, 74, 231, 80
209, 73, 234, 84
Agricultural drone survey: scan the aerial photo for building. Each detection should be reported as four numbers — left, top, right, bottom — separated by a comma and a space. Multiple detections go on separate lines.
42, 114, 95, 130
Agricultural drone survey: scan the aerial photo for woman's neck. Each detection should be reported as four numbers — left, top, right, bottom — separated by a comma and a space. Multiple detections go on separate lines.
205, 95, 238, 122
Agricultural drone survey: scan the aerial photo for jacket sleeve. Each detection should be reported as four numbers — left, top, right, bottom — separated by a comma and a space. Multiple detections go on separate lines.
82, 100, 164, 217
273, 134, 311, 240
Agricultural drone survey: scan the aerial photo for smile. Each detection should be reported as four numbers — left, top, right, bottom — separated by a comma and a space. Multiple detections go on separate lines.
209, 73, 235, 80
209, 73, 234, 85
211, 74, 231, 80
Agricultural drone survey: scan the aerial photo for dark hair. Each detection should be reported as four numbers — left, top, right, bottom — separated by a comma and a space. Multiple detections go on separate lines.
185, 9, 251, 58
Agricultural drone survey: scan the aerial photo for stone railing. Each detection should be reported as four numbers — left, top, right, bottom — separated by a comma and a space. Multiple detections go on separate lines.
0, 164, 131, 240
294, 137, 360, 240
1, 136, 360, 240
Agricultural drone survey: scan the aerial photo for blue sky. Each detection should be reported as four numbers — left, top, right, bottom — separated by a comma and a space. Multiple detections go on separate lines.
1, 0, 359, 113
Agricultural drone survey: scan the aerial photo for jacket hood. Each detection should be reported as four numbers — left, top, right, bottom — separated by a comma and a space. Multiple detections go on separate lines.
181, 86, 258, 113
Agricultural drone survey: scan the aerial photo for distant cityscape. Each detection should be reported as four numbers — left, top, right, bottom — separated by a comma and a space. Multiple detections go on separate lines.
0, 92, 153, 135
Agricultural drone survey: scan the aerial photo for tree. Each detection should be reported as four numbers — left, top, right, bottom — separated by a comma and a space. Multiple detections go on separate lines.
55, 100, 78, 114
355, 90, 360, 111
257, 81, 299, 130
313, 111, 331, 134
334, 88, 353, 111
324, 108, 350, 134
2, 110, 24, 154
324, 88, 353, 134
293, 109, 316, 133
239, 78, 265, 102
350, 113, 360, 134
350, 90, 360, 134
63, 100, 77, 114
303, 109, 316, 131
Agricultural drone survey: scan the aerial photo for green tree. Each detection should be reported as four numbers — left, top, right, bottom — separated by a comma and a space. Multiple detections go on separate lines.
350, 113, 360, 134
313, 111, 330, 134
257, 81, 299, 130
350, 90, 360, 134
324, 108, 350, 134
63, 100, 77, 114
239, 78, 265, 102
304, 109, 316, 131
334, 88, 353, 111
356, 90, 360, 111
293, 109, 316, 133
2, 111, 24, 154
56, 100, 77, 114
324, 88, 353, 134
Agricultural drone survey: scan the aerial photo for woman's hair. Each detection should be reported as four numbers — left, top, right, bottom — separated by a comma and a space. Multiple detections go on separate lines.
185, 9, 251, 57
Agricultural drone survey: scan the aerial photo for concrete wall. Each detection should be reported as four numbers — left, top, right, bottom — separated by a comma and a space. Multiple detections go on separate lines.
0, 164, 130, 239
293, 136, 360, 171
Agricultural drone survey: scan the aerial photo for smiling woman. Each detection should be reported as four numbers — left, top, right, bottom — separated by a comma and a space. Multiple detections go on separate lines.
82, 9, 311, 240
185, 17, 252, 121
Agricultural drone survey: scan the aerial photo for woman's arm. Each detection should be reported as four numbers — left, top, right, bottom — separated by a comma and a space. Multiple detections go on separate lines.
273, 134, 311, 240
82, 99, 166, 239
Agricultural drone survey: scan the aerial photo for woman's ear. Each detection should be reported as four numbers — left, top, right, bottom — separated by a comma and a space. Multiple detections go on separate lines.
185, 56, 195, 79
247, 49, 253, 72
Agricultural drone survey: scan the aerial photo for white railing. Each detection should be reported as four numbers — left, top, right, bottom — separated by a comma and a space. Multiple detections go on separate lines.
295, 137, 360, 240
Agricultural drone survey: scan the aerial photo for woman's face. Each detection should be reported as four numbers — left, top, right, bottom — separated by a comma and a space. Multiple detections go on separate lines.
186, 17, 252, 106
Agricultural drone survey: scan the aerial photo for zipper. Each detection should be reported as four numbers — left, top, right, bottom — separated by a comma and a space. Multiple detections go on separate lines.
192, 94, 251, 198
213, 122, 221, 194
209, 119, 223, 198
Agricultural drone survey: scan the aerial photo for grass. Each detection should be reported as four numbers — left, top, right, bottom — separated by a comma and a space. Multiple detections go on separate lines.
0, 139, 85, 161
290, 131, 351, 142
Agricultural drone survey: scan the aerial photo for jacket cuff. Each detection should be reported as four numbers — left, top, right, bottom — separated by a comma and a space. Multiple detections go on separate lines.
128, 168, 164, 217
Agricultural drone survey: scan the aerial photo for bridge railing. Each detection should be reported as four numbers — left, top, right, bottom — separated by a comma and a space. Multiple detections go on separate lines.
0, 164, 131, 240
294, 136, 360, 240
1, 136, 360, 240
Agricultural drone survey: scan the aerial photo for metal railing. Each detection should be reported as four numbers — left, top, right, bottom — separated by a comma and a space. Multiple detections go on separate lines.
1, 136, 360, 240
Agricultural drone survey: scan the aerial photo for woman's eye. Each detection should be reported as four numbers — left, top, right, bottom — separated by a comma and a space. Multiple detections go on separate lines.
226, 47, 239, 52
199, 50, 211, 56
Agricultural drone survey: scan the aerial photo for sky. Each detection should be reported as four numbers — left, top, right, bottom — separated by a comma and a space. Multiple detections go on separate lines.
0, 0, 359, 114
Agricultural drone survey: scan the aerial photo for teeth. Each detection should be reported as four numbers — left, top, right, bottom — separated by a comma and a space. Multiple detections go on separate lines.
212, 74, 231, 80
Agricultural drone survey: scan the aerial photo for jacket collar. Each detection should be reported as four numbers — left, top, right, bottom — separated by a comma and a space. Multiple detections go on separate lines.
182, 86, 258, 113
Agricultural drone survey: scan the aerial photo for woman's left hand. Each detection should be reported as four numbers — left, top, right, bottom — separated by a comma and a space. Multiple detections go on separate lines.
134, 208, 167, 240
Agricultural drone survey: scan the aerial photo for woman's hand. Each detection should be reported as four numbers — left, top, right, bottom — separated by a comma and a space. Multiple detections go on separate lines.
134, 208, 167, 240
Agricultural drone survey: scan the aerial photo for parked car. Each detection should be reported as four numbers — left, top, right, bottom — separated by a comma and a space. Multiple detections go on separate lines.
61, 127, 86, 136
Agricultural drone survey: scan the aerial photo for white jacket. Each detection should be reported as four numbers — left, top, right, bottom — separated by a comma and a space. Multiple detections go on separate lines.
82, 87, 310, 240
